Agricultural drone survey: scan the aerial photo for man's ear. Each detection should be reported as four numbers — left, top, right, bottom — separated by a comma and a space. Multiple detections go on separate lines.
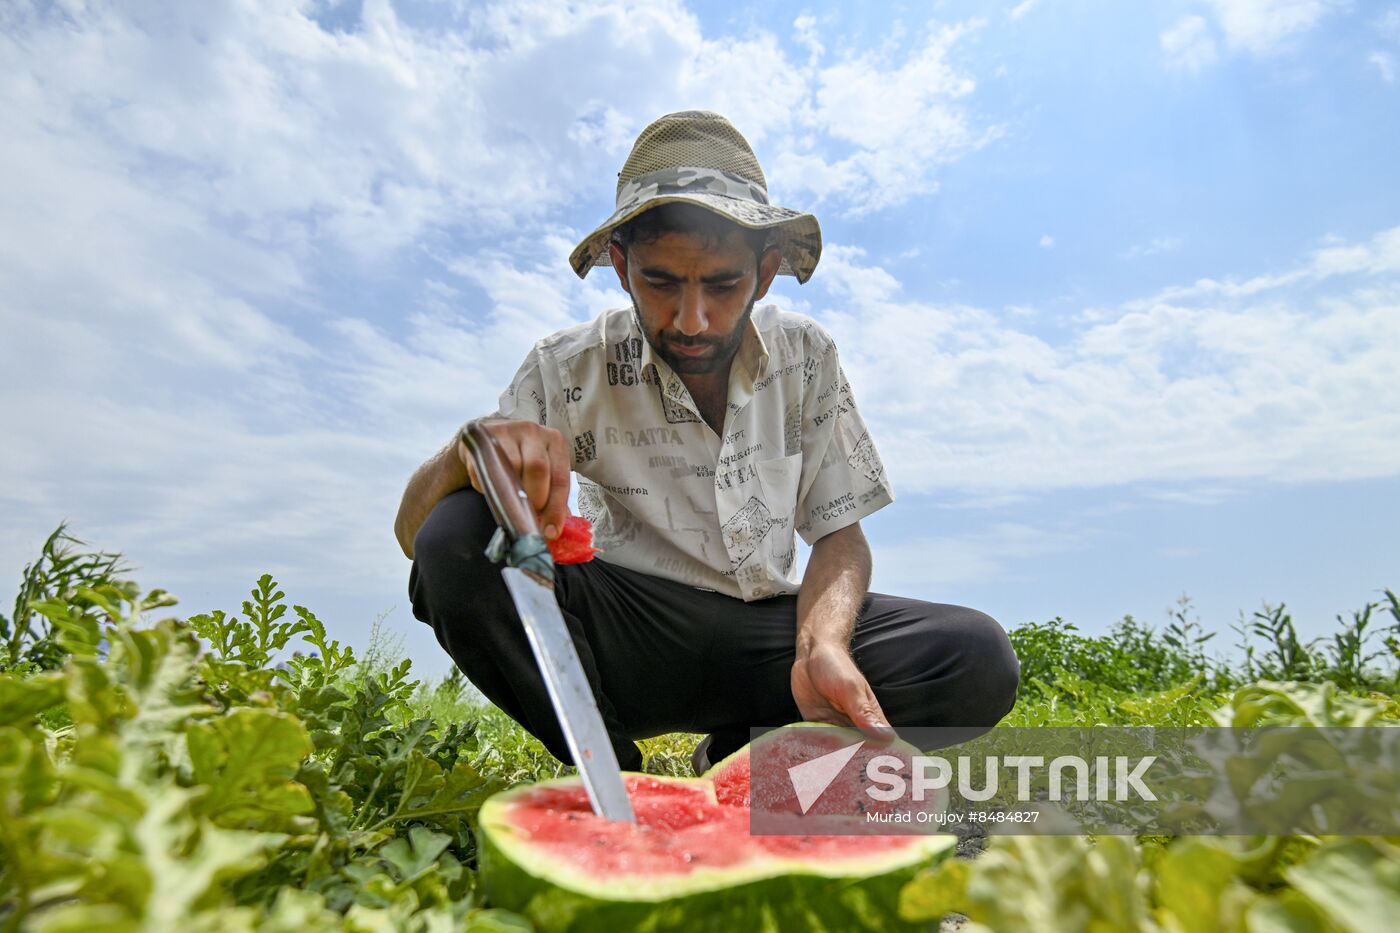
608, 241, 632, 295
752, 245, 783, 302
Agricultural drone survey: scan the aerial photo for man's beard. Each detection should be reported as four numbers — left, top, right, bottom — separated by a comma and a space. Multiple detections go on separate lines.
633, 295, 757, 375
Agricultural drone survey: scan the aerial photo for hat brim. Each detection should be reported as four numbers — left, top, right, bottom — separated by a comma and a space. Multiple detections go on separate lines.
569, 192, 822, 284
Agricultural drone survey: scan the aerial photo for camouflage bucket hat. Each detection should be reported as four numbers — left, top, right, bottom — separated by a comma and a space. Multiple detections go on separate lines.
569, 111, 822, 284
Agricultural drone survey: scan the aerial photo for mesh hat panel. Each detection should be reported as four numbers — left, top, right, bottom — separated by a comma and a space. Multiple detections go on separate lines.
616, 111, 768, 196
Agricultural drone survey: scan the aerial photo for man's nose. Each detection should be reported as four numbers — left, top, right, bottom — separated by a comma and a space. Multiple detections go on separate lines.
675, 287, 709, 336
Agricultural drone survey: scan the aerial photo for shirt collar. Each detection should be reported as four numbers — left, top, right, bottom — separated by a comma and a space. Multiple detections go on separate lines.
736, 311, 769, 387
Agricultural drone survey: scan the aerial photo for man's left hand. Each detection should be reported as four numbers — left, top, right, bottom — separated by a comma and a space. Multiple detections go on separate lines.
791, 641, 893, 741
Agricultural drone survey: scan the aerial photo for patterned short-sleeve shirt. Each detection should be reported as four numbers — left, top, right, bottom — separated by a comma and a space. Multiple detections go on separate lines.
488, 304, 894, 601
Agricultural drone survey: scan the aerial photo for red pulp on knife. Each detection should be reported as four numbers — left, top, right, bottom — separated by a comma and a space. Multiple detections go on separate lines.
548, 514, 601, 564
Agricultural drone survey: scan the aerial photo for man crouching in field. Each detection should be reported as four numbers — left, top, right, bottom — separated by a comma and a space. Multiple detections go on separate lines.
394, 110, 1019, 773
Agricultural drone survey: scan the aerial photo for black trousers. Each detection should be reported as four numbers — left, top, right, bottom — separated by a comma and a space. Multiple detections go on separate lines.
410, 488, 1020, 770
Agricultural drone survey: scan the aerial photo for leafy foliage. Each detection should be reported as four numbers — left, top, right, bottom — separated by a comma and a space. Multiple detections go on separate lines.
902, 680, 1399, 932
1229, 592, 1400, 691
0, 554, 515, 931
0, 524, 128, 674
1009, 606, 1227, 698
1009, 591, 1400, 731
1, 528, 1396, 932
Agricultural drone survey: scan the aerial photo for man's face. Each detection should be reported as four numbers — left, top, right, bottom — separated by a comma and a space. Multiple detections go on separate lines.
610, 227, 781, 376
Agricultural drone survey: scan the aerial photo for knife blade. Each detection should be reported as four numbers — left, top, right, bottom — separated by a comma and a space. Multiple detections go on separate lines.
500, 567, 636, 821
461, 422, 636, 823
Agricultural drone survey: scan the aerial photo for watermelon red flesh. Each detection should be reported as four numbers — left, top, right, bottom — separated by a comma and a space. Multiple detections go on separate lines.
707, 722, 944, 823
506, 774, 938, 880
709, 744, 750, 809
548, 514, 601, 564
503, 776, 753, 876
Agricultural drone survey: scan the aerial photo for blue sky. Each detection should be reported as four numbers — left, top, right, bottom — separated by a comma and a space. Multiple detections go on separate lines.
4, 0, 1398, 676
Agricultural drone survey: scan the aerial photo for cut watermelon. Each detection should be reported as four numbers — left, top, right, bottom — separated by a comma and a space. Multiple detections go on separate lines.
478, 724, 954, 931
705, 722, 945, 828
548, 514, 601, 565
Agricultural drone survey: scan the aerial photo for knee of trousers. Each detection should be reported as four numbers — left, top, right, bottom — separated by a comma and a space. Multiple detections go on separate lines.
902, 606, 1021, 727
409, 488, 501, 631
958, 608, 1021, 723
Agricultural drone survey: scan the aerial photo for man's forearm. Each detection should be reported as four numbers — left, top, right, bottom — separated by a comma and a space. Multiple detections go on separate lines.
795, 523, 871, 657
394, 435, 471, 559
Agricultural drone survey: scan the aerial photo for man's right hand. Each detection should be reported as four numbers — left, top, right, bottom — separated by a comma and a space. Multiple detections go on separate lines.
459, 419, 572, 541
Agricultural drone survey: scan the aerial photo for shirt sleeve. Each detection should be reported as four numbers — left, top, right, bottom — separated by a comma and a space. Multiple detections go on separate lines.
487, 345, 557, 429
793, 328, 895, 546
485, 343, 593, 469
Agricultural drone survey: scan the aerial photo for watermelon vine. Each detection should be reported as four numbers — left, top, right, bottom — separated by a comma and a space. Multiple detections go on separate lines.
1, 529, 1396, 931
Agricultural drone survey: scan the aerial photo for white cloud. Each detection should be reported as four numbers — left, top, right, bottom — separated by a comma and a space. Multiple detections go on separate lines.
871, 522, 1080, 590
1, 0, 989, 314
1039, 235, 1055, 248
818, 245, 903, 302
7, 0, 1390, 669
1, 0, 789, 635
1146, 227, 1400, 302
1008, 0, 1040, 21
1165, 1, 1341, 69
813, 227, 1400, 496
777, 19, 998, 213
1122, 237, 1185, 259
1146, 486, 1241, 507
1380, 8, 1400, 40
1370, 51, 1396, 82
1161, 15, 1219, 72
1202, 0, 1341, 55
0, 2, 997, 499
793, 13, 825, 61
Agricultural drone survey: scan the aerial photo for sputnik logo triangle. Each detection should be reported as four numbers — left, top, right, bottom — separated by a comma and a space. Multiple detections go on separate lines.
787, 740, 865, 814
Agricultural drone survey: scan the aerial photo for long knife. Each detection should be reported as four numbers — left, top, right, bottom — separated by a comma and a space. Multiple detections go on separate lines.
461, 422, 636, 823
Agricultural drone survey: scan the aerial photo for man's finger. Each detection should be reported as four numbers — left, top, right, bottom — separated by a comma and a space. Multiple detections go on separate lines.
517, 436, 553, 517
826, 667, 894, 743
540, 440, 572, 541
849, 691, 895, 744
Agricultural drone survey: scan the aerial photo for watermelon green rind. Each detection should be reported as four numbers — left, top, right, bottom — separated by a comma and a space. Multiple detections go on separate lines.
480, 822, 952, 932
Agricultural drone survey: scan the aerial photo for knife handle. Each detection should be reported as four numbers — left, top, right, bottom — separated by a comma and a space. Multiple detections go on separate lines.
461, 421, 542, 541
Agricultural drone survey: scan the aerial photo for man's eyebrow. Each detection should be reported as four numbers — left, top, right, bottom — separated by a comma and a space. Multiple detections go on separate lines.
639, 266, 748, 284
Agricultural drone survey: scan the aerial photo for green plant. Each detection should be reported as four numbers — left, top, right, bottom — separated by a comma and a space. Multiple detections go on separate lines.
0, 539, 516, 930
1324, 600, 1388, 690
1008, 604, 1224, 702
1247, 602, 1319, 681
3, 527, 1397, 931
901, 681, 1400, 932
1162, 594, 1218, 678
0, 524, 127, 673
